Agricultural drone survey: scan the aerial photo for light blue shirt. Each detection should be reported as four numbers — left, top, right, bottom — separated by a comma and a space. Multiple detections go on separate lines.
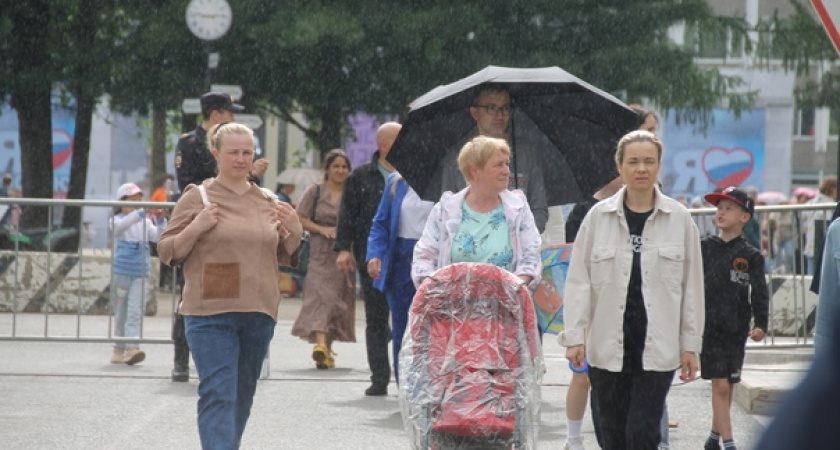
450, 203, 513, 270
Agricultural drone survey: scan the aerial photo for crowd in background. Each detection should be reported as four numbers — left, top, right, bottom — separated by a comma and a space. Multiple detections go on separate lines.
674, 176, 838, 276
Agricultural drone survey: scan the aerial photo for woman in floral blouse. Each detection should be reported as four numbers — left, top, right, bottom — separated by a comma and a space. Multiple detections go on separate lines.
411, 136, 541, 291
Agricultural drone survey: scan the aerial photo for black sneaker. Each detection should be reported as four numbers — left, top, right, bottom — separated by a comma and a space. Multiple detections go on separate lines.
171, 365, 189, 382
704, 441, 722, 450
364, 384, 387, 396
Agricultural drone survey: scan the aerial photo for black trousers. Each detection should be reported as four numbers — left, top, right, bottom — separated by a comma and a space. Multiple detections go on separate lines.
172, 311, 190, 366
171, 267, 189, 367
589, 366, 674, 450
357, 267, 391, 386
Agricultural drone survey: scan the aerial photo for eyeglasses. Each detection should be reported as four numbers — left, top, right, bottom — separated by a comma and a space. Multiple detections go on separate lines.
472, 104, 511, 116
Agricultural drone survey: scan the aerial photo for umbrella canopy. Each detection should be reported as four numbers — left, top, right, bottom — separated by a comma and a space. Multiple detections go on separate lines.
757, 191, 788, 205
533, 244, 573, 335
388, 66, 640, 206
792, 186, 818, 200
277, 168, 323, 186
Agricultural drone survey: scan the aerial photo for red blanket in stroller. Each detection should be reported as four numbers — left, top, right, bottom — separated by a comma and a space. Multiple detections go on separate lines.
399, 263, 543, 449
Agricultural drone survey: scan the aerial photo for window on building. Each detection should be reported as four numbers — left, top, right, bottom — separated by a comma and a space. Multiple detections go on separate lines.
794, 108, 840, 137
795, 107, 816, 137
683, 21, 735, 59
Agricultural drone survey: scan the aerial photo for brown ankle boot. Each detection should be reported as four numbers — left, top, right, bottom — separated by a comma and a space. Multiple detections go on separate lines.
122, 348, 146, 365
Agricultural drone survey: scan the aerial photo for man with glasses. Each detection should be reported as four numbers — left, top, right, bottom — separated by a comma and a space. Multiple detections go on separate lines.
431, 84, 548, 232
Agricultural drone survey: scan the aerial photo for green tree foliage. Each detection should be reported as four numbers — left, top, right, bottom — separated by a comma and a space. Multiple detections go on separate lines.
2, 1, 55, 229
1, 0, 769, 208
773, 1, 839, 174
218, 0, 757, 158
0, 0, 129, 234
755, 0, 838, 75
107, 0, 207, 186
52, 0, 129, 248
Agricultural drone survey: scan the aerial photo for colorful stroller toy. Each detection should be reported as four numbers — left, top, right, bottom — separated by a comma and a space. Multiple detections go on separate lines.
399, 263, 544, 449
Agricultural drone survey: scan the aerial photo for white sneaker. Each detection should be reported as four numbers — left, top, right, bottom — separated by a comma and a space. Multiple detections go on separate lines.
564, 436, 585, 450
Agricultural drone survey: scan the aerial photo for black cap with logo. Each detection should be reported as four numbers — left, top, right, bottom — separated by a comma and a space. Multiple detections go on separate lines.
704, 186, 755, 218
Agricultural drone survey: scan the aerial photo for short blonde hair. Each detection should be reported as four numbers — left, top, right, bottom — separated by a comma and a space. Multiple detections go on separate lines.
615, 130, 663, 165
206, 122, 254, 152
458, 136, 510, 184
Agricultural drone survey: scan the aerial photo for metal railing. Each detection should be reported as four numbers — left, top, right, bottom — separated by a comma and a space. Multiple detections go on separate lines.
690, 202, 835, 347
0, 197, 834, 349
0, 197, 177, 344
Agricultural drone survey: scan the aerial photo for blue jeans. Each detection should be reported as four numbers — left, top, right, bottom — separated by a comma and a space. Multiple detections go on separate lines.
112, 274, 146, 348
185, 312, 275, 450
775, 239, 795, 273
659, 402, 670, 448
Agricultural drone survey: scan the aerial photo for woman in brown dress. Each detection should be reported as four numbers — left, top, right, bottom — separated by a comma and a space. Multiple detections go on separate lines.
291, 149, 356, 369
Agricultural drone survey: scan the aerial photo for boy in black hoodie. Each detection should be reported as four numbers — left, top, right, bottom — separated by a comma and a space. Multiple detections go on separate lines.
700, 187, 769, 450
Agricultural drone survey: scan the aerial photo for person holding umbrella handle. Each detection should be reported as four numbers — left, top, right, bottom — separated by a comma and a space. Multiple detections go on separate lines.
435, 84, 549, 233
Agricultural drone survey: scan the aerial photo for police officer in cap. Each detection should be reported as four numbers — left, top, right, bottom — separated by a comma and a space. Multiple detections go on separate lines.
170, 92, 269, 382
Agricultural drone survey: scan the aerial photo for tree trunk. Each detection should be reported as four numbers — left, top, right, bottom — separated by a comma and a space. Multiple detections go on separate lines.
316, 105, 344, 160
56, 0, 97, 252
9, 2, 53, 230
56, 93, 95, 252
13, 94, 53, 230
151, 102, 168, 186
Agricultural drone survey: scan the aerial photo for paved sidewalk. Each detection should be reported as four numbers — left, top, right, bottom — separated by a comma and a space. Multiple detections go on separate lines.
0, 294, 805, 449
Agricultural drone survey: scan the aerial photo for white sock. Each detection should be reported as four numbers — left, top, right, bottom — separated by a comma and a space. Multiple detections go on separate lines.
567, 419, 583, 438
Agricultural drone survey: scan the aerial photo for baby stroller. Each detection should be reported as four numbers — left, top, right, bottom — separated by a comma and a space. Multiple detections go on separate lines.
399, 263, 544, 449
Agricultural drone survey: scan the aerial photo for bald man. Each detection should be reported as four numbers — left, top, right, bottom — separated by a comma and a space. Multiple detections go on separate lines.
335, 122, 401, 396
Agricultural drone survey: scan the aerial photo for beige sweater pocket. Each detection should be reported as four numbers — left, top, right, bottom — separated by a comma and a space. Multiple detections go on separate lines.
202, 262, 241, 299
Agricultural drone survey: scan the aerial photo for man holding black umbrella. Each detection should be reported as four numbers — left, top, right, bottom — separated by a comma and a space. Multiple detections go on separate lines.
388, 67, 641, 225
433, 84, 548, 233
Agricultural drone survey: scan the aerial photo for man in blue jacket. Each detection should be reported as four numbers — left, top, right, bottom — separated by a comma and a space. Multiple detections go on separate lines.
335, 122, 401, 396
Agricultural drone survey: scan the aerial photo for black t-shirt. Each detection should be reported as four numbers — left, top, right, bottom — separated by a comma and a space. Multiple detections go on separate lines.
623, 204, 653, 370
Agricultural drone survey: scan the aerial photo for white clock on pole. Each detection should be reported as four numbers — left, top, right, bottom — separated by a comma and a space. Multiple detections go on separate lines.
186, 0, 232, 41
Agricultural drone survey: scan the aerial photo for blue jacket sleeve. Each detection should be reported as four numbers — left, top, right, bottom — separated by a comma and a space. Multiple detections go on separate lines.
367, 176, 395, 262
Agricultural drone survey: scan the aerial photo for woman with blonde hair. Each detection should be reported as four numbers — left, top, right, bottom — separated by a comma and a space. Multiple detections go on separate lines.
560, 130, 704, 449
412, 135, 541, 289
158, 122, 302, 449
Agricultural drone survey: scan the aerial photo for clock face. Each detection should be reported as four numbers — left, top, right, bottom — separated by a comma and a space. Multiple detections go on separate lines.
186, 0, 233, 41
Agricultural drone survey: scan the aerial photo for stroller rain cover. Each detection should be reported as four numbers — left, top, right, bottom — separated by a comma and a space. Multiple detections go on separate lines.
399, 263, 544, 449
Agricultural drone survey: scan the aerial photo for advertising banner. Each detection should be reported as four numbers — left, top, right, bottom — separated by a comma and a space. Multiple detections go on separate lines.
0, 95, 76, 198
660, 109, 765, 198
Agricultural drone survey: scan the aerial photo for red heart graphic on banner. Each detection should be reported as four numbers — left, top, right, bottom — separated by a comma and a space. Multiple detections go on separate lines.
701, 146, 754, 188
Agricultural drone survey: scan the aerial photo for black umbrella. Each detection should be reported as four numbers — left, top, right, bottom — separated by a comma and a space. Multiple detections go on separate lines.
388, 65, 640, 206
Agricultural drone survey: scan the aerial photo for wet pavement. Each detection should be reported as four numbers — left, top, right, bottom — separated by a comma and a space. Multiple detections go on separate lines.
0, 294, 808, 449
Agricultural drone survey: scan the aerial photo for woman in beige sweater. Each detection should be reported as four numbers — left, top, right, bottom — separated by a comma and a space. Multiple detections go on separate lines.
158, 122, 302, 450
